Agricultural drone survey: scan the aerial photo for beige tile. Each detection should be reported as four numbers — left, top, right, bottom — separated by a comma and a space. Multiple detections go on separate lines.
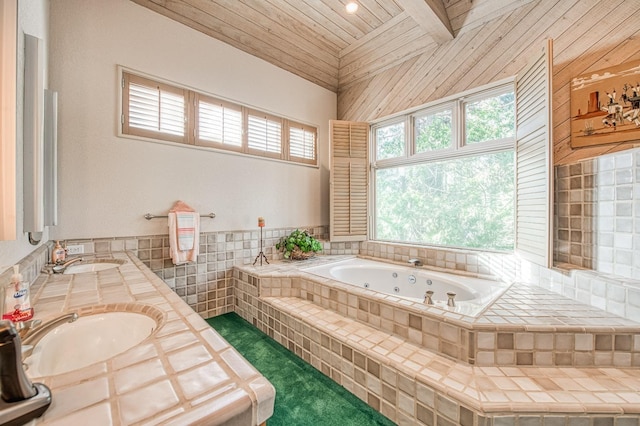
43, 402, 112, 426
114, 358, 166, 395
177, 361, 230, 399
535, 334, 554, 350
168, 344, 213, 372
515, 333, 534, 350
477, 332, 495, 350
119, 380, 179, 424
574, 333, 594, 351
44, 378, 110, 421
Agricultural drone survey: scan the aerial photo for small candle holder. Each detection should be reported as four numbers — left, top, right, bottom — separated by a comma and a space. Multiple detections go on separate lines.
253, 217, 269, 266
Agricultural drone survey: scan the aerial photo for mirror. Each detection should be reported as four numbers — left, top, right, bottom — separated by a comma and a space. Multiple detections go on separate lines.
0, 0, 17, 241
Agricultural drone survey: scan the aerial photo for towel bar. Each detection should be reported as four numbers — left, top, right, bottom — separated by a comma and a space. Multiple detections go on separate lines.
144, 212, 216, 220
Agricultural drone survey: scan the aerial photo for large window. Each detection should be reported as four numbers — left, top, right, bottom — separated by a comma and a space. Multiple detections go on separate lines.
121, 70, 317, 166
372, 84, 515, 251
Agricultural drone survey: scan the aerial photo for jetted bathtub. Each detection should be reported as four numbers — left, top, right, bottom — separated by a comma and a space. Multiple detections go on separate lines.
303, 257, 510, 317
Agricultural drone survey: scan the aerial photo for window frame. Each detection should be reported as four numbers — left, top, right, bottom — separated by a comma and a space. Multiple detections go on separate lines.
122, 72, 190, 145
411, 101, 457, 158
372, 117, 408, 162
194, 92, 244, 153
370, 79, 516, 251
287, 120, 318, 165
461, 85, 516, 148
246, 108, 284, 160
119, 67, 318, 167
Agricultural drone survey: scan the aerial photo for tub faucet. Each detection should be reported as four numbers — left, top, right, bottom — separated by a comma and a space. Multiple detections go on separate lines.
423, 290, 434, 305
408, 258, 422, 267
0, 321, 52, 425
446, 292, 456, 307
51, 257, 83, 274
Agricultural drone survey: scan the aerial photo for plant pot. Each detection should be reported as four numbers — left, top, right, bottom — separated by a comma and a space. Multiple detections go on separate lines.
290, 248, 315, 260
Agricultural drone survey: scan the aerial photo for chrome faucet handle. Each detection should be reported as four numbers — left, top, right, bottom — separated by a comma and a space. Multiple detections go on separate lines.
424, 290, 434, 305
408, 258, 423, 267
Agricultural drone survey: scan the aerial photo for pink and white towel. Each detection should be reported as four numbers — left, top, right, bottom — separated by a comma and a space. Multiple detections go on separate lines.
168, 201, 200, 265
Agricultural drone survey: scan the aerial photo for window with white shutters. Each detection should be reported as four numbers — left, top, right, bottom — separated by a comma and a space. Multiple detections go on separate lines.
120, 69, 317, 166
288, 121, 317, 164
196, 94, 243, 151
247, 110, 282, 159
122, 73, 187, 144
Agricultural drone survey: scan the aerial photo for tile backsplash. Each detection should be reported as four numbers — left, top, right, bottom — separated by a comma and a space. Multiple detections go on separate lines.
63, 226, 359, 318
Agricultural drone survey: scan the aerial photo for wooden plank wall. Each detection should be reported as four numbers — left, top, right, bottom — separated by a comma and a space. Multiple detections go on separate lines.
337, 0, 640, 165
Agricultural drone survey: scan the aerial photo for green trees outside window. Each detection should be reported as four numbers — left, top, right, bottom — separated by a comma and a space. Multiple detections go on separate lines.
372, 84, 515, 251
375, 152, 514, 250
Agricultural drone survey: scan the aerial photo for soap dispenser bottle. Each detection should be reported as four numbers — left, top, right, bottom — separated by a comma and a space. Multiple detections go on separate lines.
51, 241, 66, 264
2, 266, 34, 323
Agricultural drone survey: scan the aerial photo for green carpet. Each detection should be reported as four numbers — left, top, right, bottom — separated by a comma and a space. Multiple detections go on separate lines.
207, 313, 396, 426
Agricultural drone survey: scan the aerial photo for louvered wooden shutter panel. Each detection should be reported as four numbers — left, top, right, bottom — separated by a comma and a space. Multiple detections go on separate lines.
330, 120, 369, 241
247, 110, 282, 159
515, 39, 553, 267
289, 123, 317, 164
122, 72, 187, 144
197, 98, 243, 148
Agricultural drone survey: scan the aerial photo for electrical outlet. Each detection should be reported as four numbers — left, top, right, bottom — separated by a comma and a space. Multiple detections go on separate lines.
66, 245, 84, 255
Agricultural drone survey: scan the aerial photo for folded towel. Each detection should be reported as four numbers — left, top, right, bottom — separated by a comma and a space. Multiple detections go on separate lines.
176, 212, 196, 250
168, 201, 200, 265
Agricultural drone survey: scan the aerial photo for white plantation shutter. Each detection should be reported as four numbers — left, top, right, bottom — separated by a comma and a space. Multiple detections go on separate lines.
123, 72, 186, 144
247, 110, 282, 158
289, 122, 317, 164
330, 120, 369, 241
196, 95, 242, 149
515, 39, 553, 267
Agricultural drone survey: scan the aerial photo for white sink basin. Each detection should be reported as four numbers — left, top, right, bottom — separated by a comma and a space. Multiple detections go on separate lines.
25, 312, 157, 377
63, 261, 123, 274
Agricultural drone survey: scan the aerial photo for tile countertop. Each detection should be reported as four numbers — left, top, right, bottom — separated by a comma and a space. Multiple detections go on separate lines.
25, 252, 275, 426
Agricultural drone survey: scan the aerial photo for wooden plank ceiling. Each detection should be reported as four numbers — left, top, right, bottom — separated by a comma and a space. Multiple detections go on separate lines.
131, 0, 529, 92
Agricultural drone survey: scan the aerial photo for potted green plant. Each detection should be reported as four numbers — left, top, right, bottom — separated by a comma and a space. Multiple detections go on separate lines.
276, 229, 323, 260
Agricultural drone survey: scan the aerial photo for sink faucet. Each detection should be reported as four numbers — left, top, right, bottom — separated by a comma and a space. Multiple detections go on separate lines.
22, 312, 79, 348
0, 321, 52, 424
51, 257, 83, 274
408, 258, 423, 267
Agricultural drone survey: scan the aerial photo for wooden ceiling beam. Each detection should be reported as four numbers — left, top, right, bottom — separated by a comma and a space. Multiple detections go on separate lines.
396, 0, 454, 44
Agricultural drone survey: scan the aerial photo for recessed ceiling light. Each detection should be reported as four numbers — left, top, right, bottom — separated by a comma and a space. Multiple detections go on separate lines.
346, 2, 358, 14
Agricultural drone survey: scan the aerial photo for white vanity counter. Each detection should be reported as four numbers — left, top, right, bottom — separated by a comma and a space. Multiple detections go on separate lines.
25, 251, 274, 425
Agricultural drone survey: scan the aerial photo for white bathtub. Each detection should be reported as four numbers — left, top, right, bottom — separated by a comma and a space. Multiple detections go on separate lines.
303, 258, 510, 317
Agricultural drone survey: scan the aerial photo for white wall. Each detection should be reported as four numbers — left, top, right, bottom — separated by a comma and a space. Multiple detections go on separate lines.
47, 0, 336, 240
0, 0, 49, 272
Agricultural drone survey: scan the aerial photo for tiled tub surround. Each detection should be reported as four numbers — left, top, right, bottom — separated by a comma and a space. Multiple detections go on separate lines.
236, 257, 640, 368
62, 225, 359, 319
234, 258, 640, 424
303, 257, 511, 317
4, 246, 275, 425
363, 240, 640, 325
554, 147, 640, 279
